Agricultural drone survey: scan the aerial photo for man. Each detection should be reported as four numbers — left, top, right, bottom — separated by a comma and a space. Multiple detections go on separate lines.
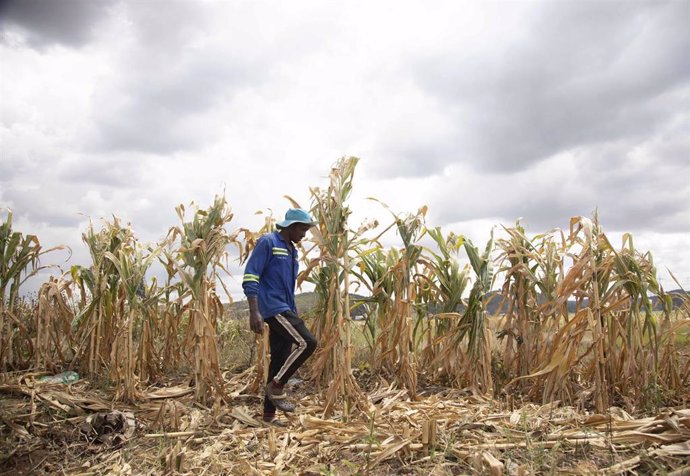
242, 208, 318, 424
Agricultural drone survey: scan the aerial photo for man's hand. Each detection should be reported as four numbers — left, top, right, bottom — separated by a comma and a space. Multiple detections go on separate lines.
247, 296, 264, 334
249, 310, 264, 334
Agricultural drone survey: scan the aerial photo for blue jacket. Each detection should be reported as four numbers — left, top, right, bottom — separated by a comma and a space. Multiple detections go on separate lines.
242, 231, 299, 319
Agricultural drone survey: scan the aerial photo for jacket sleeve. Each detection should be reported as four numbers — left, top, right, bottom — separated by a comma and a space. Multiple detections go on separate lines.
242, 236, 270, 297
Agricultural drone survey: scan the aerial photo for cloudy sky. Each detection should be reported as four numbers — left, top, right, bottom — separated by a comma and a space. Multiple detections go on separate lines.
1, 0, 689, 297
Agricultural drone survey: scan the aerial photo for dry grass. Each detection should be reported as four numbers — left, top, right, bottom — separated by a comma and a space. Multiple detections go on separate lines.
1, 369, 689, 475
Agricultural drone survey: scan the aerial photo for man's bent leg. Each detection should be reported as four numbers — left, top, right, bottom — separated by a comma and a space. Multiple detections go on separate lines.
268, 310, 317, 385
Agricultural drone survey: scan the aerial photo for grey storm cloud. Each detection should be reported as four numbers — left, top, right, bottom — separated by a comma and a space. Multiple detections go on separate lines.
427, 173, 588, 233
375, 142, 454, 178
123, 0, 208, 49
429, 120, 690, 235
0, 0, 114, 48
56, 154, 149, 188
88, 55, 256, 154
404, 1, 689, 175
2, 185, 85, 227
86, 3, 272, 155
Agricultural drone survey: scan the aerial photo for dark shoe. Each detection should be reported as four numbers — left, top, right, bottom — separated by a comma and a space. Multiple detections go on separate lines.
266, 380, 296, 412
262, 415, 287, 427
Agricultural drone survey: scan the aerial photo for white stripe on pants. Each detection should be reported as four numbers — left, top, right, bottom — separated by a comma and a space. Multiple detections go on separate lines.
273, 313, 307, 382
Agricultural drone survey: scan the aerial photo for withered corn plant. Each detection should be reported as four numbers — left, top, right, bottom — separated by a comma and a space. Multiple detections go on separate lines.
132, 275, 165, 384
657, 283, 690, 402
603, 232, 690, 410
426, 234, 495, 394
103, 239, 162, 401
35, 275, 77, 370
561, 218, 653, 410
504, 217, 607, 406
69, 218, 161, 401
494, 224, 566, 394
168, 196, 239, 405
306, 156, 371, 417
157, 254, 187, 374
71, 218, 129, 377
376, 207, 427, 398
0, 210, 63, 370
504, 215, 689, 411
351, 246, 395, 367
416, 227, 469, 381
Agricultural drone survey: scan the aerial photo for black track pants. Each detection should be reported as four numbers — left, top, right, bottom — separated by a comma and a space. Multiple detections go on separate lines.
263, 310, 317, 415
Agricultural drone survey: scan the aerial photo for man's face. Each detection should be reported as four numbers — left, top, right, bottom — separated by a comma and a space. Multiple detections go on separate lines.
288, 223, 312, 243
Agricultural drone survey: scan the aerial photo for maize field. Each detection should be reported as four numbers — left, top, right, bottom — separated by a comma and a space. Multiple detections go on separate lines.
1, 157, 689, 475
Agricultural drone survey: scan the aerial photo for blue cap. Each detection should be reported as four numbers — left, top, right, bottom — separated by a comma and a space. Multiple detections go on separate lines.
276, 208, 317, 228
